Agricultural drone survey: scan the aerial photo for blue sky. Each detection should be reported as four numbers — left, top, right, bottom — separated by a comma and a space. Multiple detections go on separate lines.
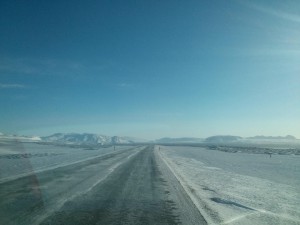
0, 0, 299, 139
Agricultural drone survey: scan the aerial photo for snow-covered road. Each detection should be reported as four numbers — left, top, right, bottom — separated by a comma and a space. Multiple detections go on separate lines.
0, 144, 206, 225
0, 145, 143, 225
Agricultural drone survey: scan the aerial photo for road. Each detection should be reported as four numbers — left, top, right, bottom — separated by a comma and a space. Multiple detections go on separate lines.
0, 146, 206, 225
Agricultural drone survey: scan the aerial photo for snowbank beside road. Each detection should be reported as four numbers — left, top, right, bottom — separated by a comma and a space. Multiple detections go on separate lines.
158, 146, 300, 225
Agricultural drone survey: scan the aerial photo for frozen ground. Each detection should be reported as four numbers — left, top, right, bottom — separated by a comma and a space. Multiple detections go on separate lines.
1, 140, 299, 224
0, 140, 133, 182
158, 145, 300, 225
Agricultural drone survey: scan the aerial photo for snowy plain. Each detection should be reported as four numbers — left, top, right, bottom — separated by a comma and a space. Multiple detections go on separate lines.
157, 145, 300, 225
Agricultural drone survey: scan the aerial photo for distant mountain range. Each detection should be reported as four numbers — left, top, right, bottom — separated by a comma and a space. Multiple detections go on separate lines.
204, 135, 243, 143
0, 132, 298, 145
204, 135, 297, 143
41, 133, 148, 145
247, 135, 296, 140
155, 137, 204, 143
0, 133, 41, 142
0, 132, 147, 145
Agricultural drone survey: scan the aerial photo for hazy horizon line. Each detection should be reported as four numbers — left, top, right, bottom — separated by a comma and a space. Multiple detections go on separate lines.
0, 131, 298, 140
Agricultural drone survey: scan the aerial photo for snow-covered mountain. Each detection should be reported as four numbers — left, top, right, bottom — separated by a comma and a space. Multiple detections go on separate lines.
41, 133, 146, 145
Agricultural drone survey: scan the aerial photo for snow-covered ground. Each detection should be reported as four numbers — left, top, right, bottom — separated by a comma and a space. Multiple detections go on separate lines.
0, 140, 133, 182
157, 145, 300, 225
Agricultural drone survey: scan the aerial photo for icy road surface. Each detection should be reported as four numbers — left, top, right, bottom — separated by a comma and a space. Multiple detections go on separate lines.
158, 145, 300, 225
0, 144, 206, 225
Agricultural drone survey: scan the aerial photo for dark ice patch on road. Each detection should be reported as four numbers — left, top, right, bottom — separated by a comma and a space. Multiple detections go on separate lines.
210, 197, 255, 211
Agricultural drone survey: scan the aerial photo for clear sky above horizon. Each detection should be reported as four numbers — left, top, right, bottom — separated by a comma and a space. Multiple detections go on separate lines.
0, 0, 299, 139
